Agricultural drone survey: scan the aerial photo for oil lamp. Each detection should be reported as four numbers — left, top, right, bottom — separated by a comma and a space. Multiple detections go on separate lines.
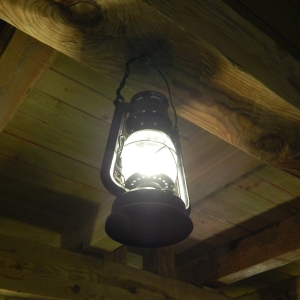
101, 59, 193, 247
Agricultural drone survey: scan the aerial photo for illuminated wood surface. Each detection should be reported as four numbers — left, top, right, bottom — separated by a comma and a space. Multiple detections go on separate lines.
0, 25, 57, 132
0, 0, 299, 175
0, 234, 230, 300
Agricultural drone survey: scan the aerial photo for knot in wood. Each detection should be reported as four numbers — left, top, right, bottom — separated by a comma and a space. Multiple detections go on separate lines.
252, 133, 286, 155
72, 285, 80, 293
128, 286, 137, 294
68, 1, 102, 26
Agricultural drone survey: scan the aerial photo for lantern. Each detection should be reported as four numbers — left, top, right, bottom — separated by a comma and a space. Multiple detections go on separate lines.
101, 90, 193, 247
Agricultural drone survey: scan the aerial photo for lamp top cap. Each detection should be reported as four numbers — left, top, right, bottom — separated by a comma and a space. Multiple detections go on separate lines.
126, 90, 173, 134
130, 90, 169, 108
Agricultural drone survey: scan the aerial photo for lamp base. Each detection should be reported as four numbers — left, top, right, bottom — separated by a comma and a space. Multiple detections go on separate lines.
105, 188, 193, 247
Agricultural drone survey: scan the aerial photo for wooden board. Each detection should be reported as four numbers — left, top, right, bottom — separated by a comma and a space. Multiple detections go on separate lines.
180, 213, 300, 287
35, 69, 115, 123
1, 1, 300, 175
0, 234, 230, 300
0, 27, 57, 131
19, 89, 111, 147
187, 150, 260, 204
227, 0, 300, 56
221, 0, 300, 62
5, 111, 105, 168
0, 131, 103, 190
195, 195, 272, 232
0, 152, 108, 204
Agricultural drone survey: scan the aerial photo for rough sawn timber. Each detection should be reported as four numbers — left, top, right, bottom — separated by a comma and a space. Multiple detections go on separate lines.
238, 274, 300, 300
0, 0, 299, 176
0, 234, 229, 300
178, 212, 300, 287
0, 25, 57, 132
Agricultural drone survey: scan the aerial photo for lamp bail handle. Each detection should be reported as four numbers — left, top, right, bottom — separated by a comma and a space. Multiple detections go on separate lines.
114, 54, 178, 130
114, 56, 138, 105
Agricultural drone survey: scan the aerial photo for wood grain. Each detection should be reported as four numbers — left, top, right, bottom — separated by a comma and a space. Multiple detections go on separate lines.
216, 184, 293, 223
19, 89, 111, 147
0, 152, 108, 205
0, 234, 230, 300
0, 131, 103, 190
143, 246, 176, 279
236, 0, 300, 52
0, 1, 299, 175
35, 69, 115, 123
221, 0, 300, 62
180, 213, 300, 286
0, 27, 57, 132
194, 195, 274, 232
238, 274, 300, 300
4, 111, 105, 168
105, 245, 127, 265
147, 0, 300, 109
187, 149, 260, 203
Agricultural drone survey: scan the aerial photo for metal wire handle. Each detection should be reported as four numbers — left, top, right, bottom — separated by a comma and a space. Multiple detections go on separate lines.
114, 53, 178, 130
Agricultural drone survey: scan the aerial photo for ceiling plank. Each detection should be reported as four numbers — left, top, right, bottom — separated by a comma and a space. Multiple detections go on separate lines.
0, 234, 230, 300
0, 131, 105, 191
0, 152, 107, 206
0, 26, 57, 132
0, 1, 299, 175
187, 149, 260, 203
4, 111, 105, 168
178, 212, 300, 286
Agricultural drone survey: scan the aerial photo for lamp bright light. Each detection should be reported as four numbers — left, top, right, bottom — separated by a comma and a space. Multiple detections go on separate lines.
122, 129, 177, 189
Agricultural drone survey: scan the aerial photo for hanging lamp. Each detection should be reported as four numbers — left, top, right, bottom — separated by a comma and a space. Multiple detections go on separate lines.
101, 55, 193, 247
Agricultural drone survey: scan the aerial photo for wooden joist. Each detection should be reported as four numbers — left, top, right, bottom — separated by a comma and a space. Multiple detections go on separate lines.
147, 0, 300, 109
0, 24, 57, 132
238, 274, 300, 300
0, 0, 299, 176
0, 234, 230, 300
222, 0, 300, 61
178, 212, 300, 287
143, 246, 177, 279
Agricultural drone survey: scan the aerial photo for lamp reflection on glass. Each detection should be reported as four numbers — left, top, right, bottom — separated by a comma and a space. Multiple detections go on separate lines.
101, 90, 193, 247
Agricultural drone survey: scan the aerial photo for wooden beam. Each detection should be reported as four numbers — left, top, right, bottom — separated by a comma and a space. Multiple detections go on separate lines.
105, 245, 127, 265
143, 246, 177, 279
0, 20, 14, 54
178, 212, 300, 286
147, 0, 300, 109
0, 25, 57, 132
238, 274, 300, 300
0, 0, 299, 176
0, 234, 229, 300
221, 0, 300, 62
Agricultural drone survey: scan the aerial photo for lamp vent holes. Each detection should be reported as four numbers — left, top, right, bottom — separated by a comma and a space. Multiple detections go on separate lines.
125, 173, 174, 190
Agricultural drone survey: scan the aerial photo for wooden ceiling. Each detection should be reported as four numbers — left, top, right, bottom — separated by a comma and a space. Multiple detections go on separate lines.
0, 1, 300, 299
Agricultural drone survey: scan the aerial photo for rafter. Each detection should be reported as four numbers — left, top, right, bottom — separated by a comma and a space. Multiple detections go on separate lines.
0, 234, 229, 300
146, 0, 300, 109
0, 24, 57, 132
238, 274, 300, 300
0, 0, 299, 176
177, 212, 300, 287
